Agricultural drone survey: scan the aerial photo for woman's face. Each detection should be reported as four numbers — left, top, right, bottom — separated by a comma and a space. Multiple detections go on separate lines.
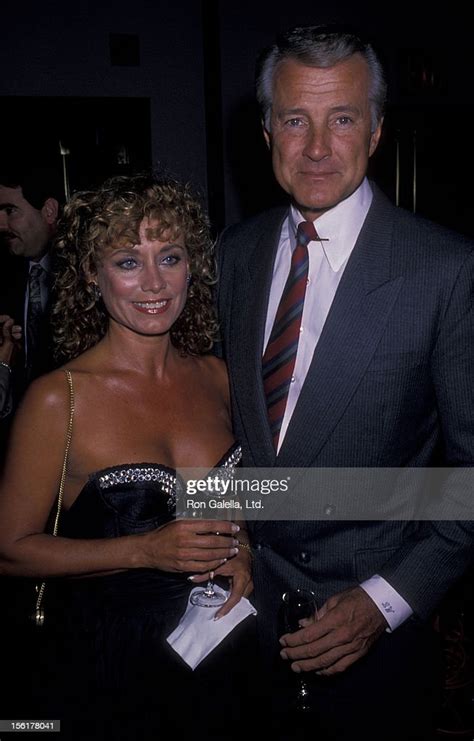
95, 217, 189, 338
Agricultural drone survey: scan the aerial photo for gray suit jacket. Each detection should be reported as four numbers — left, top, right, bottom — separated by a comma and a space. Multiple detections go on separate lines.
0, 365, 12, 419
217, 185, 474, 647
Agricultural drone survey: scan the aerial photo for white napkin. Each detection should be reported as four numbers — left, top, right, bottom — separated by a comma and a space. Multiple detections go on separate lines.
166, 585, 257, 670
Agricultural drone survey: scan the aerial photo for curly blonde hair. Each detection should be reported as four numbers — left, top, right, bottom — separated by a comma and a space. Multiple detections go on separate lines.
52, 174, 218, 362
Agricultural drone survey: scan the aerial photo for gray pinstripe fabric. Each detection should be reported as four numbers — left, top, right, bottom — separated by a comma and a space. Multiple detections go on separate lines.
217, 184, 474, 653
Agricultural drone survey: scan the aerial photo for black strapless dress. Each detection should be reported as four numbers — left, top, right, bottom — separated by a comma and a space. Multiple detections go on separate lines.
33, 444, 251, 740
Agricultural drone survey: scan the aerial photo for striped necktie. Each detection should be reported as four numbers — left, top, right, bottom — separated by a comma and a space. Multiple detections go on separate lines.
262, 220, 318, 449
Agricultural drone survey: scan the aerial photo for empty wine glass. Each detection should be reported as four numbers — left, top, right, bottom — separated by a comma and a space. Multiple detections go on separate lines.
189, 510, 228, 608
190, 567, 227, 608
279, 588, 318, 712
185, 464, 241, 608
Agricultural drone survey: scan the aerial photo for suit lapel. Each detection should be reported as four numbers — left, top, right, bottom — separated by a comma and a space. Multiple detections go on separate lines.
277, 189, 404, 467
228, 209, 286, 466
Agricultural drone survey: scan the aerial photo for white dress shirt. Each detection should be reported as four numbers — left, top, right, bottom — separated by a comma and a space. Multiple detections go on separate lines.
263, 178, 412, 630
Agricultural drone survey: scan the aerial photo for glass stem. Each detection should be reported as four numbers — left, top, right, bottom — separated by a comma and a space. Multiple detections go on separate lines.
204, 570, 215, 597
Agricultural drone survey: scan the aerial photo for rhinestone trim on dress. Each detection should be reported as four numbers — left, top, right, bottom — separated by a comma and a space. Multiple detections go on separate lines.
97, 446, 242, 506
99, 467, 176, 492
217, 446, 242, 476
98, 467, 176, 511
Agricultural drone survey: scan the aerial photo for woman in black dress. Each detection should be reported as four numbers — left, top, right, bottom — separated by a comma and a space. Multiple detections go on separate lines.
0, 174, 253, 739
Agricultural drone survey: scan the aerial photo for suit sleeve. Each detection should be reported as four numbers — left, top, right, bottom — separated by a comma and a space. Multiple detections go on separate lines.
0, 364, 12, 418
378, 249, 474, 619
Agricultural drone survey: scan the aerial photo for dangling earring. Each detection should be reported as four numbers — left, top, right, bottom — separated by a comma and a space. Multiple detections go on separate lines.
91, 283, 101, 301
186, 273, 192, 286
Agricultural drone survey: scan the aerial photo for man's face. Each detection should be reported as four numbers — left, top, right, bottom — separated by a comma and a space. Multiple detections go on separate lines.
0, 185, 56, 260
264, 54, 382, 219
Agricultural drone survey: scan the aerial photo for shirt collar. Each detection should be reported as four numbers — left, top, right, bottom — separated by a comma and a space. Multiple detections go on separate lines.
29, 252, 51, 274
289, 178, 373, 272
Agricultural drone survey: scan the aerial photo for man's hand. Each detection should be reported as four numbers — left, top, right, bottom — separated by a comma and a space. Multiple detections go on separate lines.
0, 315, 22, 366
279, 586, 387, 676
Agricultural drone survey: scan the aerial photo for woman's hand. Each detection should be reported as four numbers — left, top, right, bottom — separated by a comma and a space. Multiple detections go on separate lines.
0, 315, 22, 366
140, 519, 241, 574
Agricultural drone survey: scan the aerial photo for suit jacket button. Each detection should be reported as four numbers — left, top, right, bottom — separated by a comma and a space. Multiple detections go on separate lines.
254, 542, 262, 550
298, 552, 311, 564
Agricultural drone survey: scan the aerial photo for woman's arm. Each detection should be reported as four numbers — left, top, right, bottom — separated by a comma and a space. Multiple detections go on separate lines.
0, 372, 240, 579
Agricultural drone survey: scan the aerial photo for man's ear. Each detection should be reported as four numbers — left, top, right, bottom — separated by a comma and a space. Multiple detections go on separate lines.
41, 197, 59, 225
262, 118, 271, 150
369, 117, 384, 158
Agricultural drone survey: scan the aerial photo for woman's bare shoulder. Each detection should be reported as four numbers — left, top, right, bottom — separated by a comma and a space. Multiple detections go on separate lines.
23, 347, 108, 417
21, 369, 72, 412
197, 354, 228, 377
25, 346, 105, 405
192, 355, 230, 407
5, 369, 74, 466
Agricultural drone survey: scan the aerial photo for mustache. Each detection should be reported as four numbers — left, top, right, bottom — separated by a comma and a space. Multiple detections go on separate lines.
0, 231, 17, 245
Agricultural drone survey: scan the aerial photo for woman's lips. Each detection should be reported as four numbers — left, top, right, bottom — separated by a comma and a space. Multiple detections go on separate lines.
132, 299, 170, 314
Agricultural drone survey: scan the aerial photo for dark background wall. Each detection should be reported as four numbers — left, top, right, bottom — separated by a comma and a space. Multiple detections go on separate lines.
0, 0, 207, 194
1, 0, 472, 236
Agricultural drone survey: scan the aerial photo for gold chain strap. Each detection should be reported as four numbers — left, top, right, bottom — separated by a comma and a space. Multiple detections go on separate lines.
33, 370, 75, 626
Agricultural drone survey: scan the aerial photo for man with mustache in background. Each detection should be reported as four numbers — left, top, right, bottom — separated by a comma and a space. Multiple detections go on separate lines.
0, 165, 62, 425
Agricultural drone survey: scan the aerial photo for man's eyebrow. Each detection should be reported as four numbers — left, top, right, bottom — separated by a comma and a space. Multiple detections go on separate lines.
276, 104, 362, 115
328, 105, 362, 114
275, 107, 308, 116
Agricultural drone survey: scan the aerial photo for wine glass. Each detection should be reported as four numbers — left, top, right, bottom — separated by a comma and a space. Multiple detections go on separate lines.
190, 567, 227, 608
184, 462, 241, 608
189, 510, 228, 608
279, 588, 318, 712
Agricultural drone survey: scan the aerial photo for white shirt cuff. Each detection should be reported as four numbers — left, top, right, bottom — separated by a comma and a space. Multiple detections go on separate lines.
360, 575, 413, 632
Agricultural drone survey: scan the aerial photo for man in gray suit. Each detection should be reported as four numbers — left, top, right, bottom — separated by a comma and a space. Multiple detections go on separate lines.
217, 25, 474, 740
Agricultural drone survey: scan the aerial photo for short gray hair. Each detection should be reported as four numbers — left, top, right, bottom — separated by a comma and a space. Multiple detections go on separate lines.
256, 25, 387, 133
